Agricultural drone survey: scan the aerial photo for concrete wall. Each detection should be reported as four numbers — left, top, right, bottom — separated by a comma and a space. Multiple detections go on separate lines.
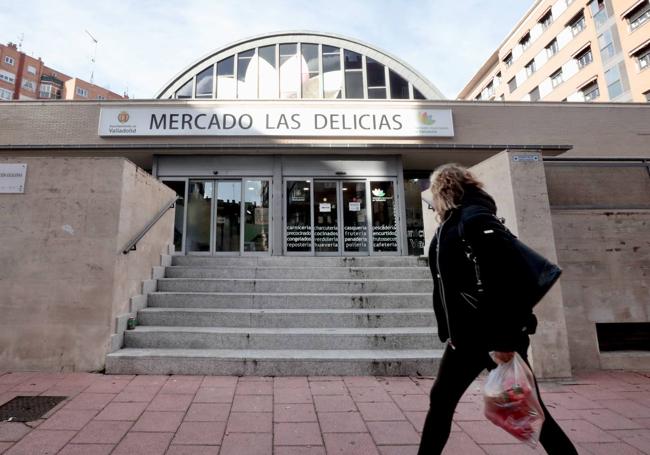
548, 163, 650, 370
0, 157, 174, 371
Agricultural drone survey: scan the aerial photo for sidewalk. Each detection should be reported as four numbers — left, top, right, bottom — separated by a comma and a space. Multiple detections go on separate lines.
0, 370, 648, 454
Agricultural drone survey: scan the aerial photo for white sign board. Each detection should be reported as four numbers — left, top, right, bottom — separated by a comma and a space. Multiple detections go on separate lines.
0, 164, 27, 193
319, 203, 332, 213
99, 105, 454, 137
349, 202, 361, 212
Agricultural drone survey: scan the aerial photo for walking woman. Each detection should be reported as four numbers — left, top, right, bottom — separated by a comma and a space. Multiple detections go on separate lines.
418, 164, 577, 454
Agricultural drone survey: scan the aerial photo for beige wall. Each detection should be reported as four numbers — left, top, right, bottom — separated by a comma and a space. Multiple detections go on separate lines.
0, 157, 174, 371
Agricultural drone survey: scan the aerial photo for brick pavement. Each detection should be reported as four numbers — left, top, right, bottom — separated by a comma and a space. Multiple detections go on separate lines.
0, 370, 649, 454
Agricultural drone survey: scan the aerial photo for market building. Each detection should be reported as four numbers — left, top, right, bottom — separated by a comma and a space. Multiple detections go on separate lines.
1, 32, 649, 378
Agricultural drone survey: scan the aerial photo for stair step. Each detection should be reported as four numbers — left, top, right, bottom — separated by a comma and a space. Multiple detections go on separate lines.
172, 256, 428, 268
137, 308, 435, 328
165, 266, 431, 279
124, 326, 442, 350
148, 292, 432, 309
105, 348, 443, 376
156, 278, 433, 293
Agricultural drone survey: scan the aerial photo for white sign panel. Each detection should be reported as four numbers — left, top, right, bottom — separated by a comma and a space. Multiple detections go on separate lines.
319, 203, 332, 213
349, 202, 361, 212
0, 164, 27, 193
99, 105, 454, 137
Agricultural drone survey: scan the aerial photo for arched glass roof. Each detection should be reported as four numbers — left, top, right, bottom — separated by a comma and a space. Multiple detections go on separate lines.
155, 31, 445, 101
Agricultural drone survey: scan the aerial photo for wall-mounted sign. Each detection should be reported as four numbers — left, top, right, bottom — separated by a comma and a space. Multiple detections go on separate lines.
349, 202, 361, 212
98, 105, 454, 138
319, 203, 332, 213
0, 163, 27, 193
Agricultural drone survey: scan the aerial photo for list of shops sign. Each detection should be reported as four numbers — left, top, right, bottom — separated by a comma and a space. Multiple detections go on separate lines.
98, 105, 454, 137
0, 164, 26, 193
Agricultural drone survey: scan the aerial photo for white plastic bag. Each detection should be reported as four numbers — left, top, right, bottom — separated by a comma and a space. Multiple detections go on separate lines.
483, 352, 545, 447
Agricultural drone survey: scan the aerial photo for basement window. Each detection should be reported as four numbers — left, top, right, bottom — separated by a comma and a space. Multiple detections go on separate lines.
596, 322, 650, 351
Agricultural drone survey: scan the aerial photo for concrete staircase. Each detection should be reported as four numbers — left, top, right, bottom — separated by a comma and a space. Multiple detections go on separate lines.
106, 256, 443, 376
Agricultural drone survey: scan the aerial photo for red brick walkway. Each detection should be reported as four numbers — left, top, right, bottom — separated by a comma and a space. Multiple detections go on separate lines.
0, 370, 649, 454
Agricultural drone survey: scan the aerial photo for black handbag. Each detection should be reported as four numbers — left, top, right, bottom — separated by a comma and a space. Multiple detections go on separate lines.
459, 215, 562, 312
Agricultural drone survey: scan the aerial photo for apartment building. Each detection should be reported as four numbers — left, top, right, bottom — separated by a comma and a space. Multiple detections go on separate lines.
459, 0, 650, 102
0, 42, 125, 101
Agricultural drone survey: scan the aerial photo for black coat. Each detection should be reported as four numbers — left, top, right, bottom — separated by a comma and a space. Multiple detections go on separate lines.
428, 187, 535, 352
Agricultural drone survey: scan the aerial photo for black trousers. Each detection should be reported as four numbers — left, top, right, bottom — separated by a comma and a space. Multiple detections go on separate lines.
417, 342, 578, 455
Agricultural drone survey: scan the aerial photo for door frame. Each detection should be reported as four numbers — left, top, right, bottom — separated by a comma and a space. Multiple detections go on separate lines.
186, 177, 272, 257
283, 177, 402, 256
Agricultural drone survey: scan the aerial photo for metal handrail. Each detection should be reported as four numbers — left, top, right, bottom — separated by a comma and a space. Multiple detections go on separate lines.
121, 196, 179, 254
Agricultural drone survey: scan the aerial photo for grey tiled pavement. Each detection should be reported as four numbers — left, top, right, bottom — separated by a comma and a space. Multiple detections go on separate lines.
0, 370, 649, 454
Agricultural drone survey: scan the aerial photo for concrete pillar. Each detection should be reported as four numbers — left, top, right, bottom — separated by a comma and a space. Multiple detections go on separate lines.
471, 150, 572, 378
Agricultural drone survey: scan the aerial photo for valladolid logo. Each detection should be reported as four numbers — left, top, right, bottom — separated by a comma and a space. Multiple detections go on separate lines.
106, 110, 136, 134
117, 111, 130, 124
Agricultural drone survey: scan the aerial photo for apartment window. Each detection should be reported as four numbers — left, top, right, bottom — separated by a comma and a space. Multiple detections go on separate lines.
605, 66, 624, 98
525, 59, 536, 76
551, 68, 564, 87
540, 11, 553, 30
75, 87, 88, 97
519, 33, 531, 51
508, 77, 517, 93
598, 30, 617, 60
21, 79, 35, 91
499, 94, 505, 101
581, 80, 600, 101
575, 47, 593, 68
0, 87, 12, 100
570, 12, 586, 36
529, 86, 540, 101
485, 81, 494, 98
635, 44, 650, 70
627, 1, 650, 31
3, 56, 15, 66
645, 90, 650, 101
503, 52, 513, 67
96, 95, 106, 100
39, 84, 52, 98
546, 39, 559, 58
589, 0, 608, 27
0, 70, 15, 83
494, 72, 501, 87
27, 65, 36, 75
475, 93, 482, 101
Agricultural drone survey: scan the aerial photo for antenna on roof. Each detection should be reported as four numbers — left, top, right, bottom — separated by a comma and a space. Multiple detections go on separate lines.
85, 29, 98, 84
18, 33, 24, 51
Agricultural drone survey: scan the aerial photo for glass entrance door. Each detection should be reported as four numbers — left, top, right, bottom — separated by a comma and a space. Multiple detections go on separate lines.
186, 178, 270, 255
314, 181, 339, 254
284, 178, 398, 256
341, 181, 369, 254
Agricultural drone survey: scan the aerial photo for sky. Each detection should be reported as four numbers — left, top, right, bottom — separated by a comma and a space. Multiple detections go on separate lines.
0, 0, 533, 99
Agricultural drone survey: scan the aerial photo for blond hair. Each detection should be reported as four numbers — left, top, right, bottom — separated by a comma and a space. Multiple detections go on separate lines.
430, 164, 483, 221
